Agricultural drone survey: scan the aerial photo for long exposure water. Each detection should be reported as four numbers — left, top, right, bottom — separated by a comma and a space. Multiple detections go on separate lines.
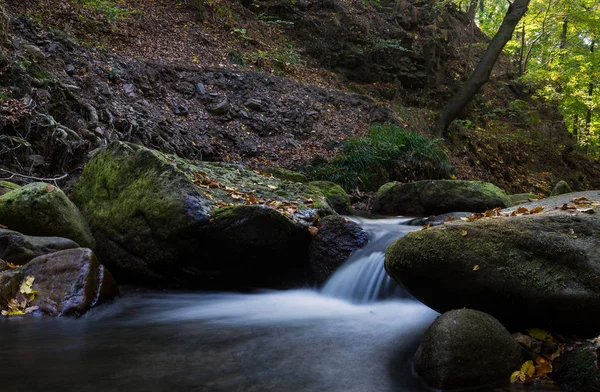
0, 218, 558, 391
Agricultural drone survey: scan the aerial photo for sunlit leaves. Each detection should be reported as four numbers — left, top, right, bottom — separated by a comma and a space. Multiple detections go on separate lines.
1, 275, 39, 317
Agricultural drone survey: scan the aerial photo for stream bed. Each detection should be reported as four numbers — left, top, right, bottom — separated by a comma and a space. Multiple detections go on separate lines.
0, 218, 559, 391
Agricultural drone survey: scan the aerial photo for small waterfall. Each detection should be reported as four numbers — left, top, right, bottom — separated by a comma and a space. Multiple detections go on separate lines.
321, 217, 415, 303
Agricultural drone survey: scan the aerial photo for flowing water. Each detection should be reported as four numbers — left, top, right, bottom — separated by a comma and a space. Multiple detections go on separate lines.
0, 218, 556, 392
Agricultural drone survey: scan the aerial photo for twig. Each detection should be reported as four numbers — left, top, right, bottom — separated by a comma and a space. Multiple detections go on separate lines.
0, 168, 68, 182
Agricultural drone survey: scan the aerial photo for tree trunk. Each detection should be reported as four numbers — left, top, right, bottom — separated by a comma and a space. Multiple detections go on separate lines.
584, 40, 595, 154
436, 0, 531, 137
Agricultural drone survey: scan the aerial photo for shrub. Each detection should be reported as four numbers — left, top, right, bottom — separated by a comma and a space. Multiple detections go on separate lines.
309, 124, 453, 191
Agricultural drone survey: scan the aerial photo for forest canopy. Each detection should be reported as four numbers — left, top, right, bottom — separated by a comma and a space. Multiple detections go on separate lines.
458, 0, 600, 156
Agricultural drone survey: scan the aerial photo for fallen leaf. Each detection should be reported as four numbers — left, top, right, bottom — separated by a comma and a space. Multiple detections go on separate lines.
308, 226, 319, 236
530, 206, 544, 214
473, 265, 480, 271
461, 230, 468, 237
45, 184, 56, 193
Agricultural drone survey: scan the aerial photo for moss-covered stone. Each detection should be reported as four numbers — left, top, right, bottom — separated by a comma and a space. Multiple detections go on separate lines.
551, 343, 600, 391
309, 181, 351, 214
551, 180, 572, 196
373, 180, 512, 216
0, 181, 20, 196
508, 193, 538, 205
385, 208, 600, 335
0, 183, 95, 248
72, 141, 334, 288
265, 168, 309, 183
415, 309, 524, 390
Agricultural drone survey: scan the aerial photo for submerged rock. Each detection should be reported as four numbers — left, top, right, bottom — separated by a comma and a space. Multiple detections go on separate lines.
0, 248, 117, 316
0, 229, 79, 265
309, 215, 368, 284
372, 180, 512, 216
385, 208, 600, 335
0, 182, 95, 248
415, 309, 524, 390
72, 141, 334, 288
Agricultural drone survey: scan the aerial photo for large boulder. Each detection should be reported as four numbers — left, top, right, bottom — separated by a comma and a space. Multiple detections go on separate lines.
0, 183, 95, 248
0, 229, 79, 265
372, 180, 512, 216
0, 248, 117, 316
386, 208, 600, 335
309, 181, 351, 214
308, 215, 368, 284
415, 309, 524, 390
72, 141, 333, 288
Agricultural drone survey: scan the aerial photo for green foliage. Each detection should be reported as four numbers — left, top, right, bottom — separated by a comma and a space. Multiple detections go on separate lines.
309, 124, 453, 191
81, 0, 136, 24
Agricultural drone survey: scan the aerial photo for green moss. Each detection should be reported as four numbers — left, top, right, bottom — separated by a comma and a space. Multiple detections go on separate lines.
0, 181, 20, 196
0, 183, 94, 248
265, 168, 308, 183
308, 181, 351, 213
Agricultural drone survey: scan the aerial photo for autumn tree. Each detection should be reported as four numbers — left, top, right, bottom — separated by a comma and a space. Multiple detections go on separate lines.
436, 0, 532, 136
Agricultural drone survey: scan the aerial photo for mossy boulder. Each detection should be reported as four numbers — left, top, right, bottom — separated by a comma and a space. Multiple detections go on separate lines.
265, 168, 308, 183
72, 141, 334, 288
551, 180, 572, 196
0, 229, 79, 265
415, 309, 524, 390
385, 208, 600, 335
309, 181, 351, 214
508, 193, 538, 205
0, 248, 118, 316
0, 181, 20, 196
372, 180, 512, 216
0, 183, 95, 248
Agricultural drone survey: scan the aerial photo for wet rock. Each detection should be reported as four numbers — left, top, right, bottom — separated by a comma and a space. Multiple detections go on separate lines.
0, 183, 95, 249
551, 342, 600, 391
309, 181, 351, 214
415, 309, 524, 390
72, 141, 334, 288
309, 215, 367, 284
386, 208, 600, 335
551, 180, 572, 196
21, 248, 118, 316
0, 229, 79, 265
195, 82, 206, 96
373, 180, 512, 216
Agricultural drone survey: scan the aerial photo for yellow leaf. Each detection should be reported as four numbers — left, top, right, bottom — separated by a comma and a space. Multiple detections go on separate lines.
19, 275, 36, 296
473, 265, 480, 271
521, 360, 535, 378
6, 262, 21, 269
526, 328, 554, 342
461, 230, 468, 237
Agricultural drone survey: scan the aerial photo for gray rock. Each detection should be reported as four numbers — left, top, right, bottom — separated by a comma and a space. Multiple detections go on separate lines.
0, 229, 79, 265
373, 180, 512, 216
72, 141, 334, 288
551, 180, 572, 196
0, 183, 95, 249
386, 208, 600, 335
309, 216, 368, 284
206, 98, 230, 115
3, 248, 118, 316
415, 309, 524, 390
